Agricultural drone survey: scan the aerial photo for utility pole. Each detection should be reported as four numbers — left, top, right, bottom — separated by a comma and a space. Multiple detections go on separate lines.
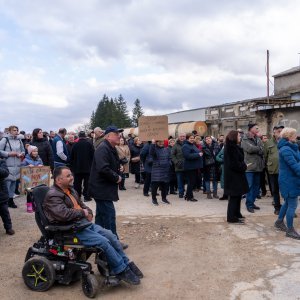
267, 50, 270, 104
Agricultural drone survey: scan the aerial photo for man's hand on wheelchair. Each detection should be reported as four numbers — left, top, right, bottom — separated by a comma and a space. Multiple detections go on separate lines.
83, 209, 93, 221
87, 213, 93, 221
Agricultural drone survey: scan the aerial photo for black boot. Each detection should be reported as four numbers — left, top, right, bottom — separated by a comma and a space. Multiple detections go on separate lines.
8, 198, 18, 208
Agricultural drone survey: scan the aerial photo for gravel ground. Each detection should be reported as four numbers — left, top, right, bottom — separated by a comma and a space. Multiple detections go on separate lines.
0, 177, 300, 300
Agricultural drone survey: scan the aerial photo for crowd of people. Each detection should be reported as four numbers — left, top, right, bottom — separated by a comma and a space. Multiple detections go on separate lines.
0, 122, 300, 241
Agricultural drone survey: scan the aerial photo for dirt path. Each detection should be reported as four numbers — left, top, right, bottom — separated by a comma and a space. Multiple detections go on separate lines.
0, 179, 300, 299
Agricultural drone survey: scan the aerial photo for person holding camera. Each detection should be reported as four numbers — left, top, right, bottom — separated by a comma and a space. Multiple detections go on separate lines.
116, 137, 131, 190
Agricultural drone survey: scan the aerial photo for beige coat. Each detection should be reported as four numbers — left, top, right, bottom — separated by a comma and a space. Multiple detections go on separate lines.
116, 145, 131, 173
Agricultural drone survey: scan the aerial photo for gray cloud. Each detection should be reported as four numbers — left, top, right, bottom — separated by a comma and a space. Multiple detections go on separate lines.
0, 0, 297, 131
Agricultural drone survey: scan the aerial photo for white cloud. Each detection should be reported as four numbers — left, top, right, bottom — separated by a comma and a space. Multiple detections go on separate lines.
0, 69, 68, 108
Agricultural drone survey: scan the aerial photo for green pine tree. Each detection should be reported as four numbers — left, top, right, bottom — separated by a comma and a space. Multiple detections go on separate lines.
115, 94, 132, 127
132, 98, 144, 127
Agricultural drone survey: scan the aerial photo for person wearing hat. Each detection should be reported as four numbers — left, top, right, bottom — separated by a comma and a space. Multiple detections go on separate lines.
264, 125, 284, 215
70, 131, 95, 202
89, 125, 127, 247
21, 145, 43, 213
241, 123, 264, 213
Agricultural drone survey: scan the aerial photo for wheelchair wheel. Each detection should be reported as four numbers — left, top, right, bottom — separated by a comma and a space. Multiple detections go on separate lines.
22, 256, 55, 292
82, 273, 98, 298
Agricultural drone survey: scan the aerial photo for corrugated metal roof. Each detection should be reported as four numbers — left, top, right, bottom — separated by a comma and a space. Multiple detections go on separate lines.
273, 66, 300, 78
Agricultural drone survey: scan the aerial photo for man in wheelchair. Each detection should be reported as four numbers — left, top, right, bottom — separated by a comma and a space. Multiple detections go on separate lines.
43, 166, 143, 285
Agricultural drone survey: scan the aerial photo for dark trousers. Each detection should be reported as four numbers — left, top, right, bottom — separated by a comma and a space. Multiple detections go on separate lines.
260, 169, 267, 195
184, 169, 197, 199
168, 179, 177, 193
73, 173, 90, 198
195, 169, 202, 190
95, 200, 118, 239
143, 172, 152, 194
134, 173, 140, 183
269, 174, 281, 210
0, 202, 12, 230
227, 195, 242, 222
151, 181, 168, 200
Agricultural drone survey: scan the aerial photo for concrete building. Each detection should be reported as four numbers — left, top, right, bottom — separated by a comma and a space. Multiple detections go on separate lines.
166, 66, 300, 136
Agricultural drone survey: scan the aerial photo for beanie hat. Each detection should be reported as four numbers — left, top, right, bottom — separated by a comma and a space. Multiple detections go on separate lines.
27, 145, 38, 155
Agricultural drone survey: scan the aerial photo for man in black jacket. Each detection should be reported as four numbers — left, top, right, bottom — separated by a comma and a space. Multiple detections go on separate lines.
70, 131, 94, 201
89, 126, 123, 239
0, 158, 15, 235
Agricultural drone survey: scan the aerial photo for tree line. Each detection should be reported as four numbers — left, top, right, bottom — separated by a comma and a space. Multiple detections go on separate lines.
90, 94, 144, 129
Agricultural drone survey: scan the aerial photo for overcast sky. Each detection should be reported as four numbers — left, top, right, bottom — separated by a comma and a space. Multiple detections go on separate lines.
1, 0, 300, 132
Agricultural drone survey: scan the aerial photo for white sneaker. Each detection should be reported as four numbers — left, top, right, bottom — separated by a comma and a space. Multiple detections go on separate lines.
13, 194, 20, 199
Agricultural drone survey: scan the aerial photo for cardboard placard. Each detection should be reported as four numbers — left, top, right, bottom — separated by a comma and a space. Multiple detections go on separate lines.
138, 115, 169, 141
20, 166, 51, 193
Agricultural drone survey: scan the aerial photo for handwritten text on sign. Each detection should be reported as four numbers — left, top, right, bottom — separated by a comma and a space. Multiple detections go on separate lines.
138, 115, 169, 141
20, 166, 51, 193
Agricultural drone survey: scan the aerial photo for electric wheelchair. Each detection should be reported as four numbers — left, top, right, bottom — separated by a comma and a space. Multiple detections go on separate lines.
22, 185, 121, 298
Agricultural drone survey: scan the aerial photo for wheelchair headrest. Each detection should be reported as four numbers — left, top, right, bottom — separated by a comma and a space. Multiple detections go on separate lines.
32, 185, 50, 236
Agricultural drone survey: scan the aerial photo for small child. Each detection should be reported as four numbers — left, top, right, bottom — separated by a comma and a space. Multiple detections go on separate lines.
21, 145, 43, 213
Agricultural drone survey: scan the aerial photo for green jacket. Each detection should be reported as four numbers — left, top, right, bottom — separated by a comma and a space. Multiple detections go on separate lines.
241, 133, 264, 172
263, 136, 279, 174
171, 140, 185, 172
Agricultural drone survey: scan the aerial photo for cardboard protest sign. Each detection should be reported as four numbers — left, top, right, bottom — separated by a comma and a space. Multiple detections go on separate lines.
138, 115, 169, 141
20, 166, 51, 193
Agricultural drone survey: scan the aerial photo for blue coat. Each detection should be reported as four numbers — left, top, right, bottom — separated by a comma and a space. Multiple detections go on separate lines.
21, 154, 43, 166
278, 138, 300, 198
149, 144, 170, 182
182, 141, 203, 170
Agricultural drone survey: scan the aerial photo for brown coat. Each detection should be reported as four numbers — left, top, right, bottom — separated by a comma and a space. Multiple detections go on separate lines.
43, 184, 93, 224
116, 145, 131, 174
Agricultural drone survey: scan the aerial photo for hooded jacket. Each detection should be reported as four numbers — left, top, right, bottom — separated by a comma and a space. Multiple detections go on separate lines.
0, 134, 25, 180
278, 138, 300, 198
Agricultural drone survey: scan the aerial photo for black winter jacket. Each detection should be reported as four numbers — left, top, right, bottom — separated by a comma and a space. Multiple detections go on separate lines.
0, 159, 9, 203
31, 138, 54, 170
130, 144, 142, 174
70, 138, 94, 174
224, 142, 249, 196
89, 140, 120, 202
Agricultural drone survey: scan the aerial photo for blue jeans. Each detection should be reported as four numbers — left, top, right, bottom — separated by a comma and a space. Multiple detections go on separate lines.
205, 180, 218, 194
76, 224, 128, 275
245, 172, 260, 208
176, 172, 184, 196
6, 180, 16, 198
278, 196, 298, 228
95, 200, 118, 238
